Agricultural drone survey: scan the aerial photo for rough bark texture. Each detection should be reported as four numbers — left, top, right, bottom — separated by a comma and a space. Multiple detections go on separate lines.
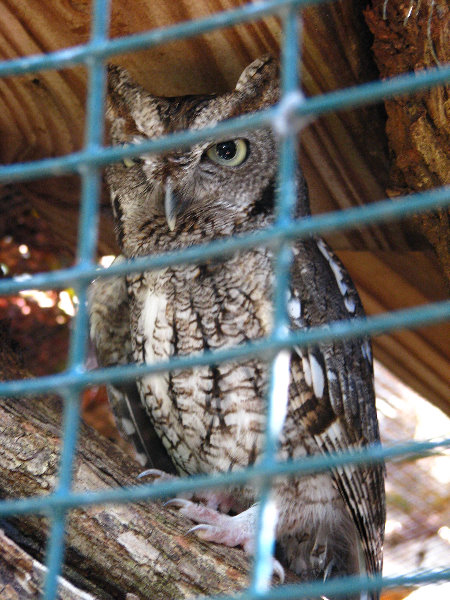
0, 528, 97, 600
0, 336, 298, 599
365, 0, 450, 283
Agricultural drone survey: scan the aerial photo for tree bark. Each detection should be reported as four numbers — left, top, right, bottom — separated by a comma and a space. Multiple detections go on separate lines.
365, 0, 450, 283
0, 338, 296, 599
0, 528, 98, 600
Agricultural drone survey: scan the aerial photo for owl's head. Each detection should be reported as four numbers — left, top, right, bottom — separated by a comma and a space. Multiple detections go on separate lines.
106, 56, 305, 257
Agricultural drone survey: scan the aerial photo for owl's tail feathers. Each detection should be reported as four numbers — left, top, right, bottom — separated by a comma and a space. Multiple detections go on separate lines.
277, 512, 378, 600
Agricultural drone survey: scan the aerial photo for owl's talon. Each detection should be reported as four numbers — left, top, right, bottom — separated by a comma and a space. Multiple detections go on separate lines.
272, 559, 285, 583
186, 523, 226, 542
137, 468, 174, 481
186, 524, 211, 536
164, 498, 191, 509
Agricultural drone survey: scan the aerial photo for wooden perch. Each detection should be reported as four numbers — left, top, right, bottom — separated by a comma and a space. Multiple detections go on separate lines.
0, 340, 299, 599
0, 528, 97, 600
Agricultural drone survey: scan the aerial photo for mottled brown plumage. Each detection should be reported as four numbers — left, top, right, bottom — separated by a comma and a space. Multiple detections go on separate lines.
89, 56, 385, 598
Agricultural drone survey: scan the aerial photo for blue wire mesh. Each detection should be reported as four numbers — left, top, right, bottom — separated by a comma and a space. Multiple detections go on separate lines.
0, 0, 449, 598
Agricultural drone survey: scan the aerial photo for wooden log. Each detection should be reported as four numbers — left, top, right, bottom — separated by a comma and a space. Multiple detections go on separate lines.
0, 528, 98, 600
0, 335, 291, 599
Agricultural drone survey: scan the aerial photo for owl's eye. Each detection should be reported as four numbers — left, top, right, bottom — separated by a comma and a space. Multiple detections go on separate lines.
205, 139, 248, 167
120, 143, 144, 168
122, 156, 143, 168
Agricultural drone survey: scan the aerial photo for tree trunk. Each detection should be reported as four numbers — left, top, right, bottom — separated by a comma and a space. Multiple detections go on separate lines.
365, 0, 450, 283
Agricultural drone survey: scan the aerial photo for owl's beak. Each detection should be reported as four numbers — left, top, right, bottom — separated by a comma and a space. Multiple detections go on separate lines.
164, 178, 177, 232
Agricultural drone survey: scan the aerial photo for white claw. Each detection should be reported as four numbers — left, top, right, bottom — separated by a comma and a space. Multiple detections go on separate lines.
187, 524, 212, 537
164, 498, 192, 509
272, 558, 285, 583
137, 468, 172, 480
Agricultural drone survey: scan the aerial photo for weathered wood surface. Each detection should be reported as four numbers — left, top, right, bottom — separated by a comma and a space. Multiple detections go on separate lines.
0, 0, 448, 410
0, 528, 98, 600
0, 394, 256, 599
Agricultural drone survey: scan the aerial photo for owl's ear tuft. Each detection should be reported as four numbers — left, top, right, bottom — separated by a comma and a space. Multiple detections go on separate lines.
234, 55, 279, 93
234, 55, 279, 109
107, 64, 132, 94
106, 64, 166, 140
106, 65, 144, 119
106, 64, 141, 129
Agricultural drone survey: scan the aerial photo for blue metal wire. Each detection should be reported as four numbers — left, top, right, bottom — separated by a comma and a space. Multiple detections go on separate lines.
0, 0, 378, 78
198, 569, 450, 600
1, 300, 448, 399
251, 5, 302, 591
41, 2, 111, 597
1, 66, 450, 184
0, 0, 449, 598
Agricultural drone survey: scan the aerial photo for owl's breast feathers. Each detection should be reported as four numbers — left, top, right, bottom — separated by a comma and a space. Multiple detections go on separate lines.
126, 249, 273, 475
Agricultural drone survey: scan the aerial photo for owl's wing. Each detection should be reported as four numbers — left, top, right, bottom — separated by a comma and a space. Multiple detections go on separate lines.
88, 262, 176, 473
107, 379, 177, 473
289, 239, 385, 576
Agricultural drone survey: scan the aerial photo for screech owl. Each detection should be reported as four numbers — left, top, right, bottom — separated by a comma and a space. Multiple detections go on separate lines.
89, 55, 385, 598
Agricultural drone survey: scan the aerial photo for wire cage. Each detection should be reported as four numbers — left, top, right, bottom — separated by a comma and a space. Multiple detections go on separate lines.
0, 0, 449, 598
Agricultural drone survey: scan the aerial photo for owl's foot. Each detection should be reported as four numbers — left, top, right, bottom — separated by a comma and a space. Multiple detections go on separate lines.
138, 468, 234, 512
165, 498, 285, 582
165, 498, 255, 551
